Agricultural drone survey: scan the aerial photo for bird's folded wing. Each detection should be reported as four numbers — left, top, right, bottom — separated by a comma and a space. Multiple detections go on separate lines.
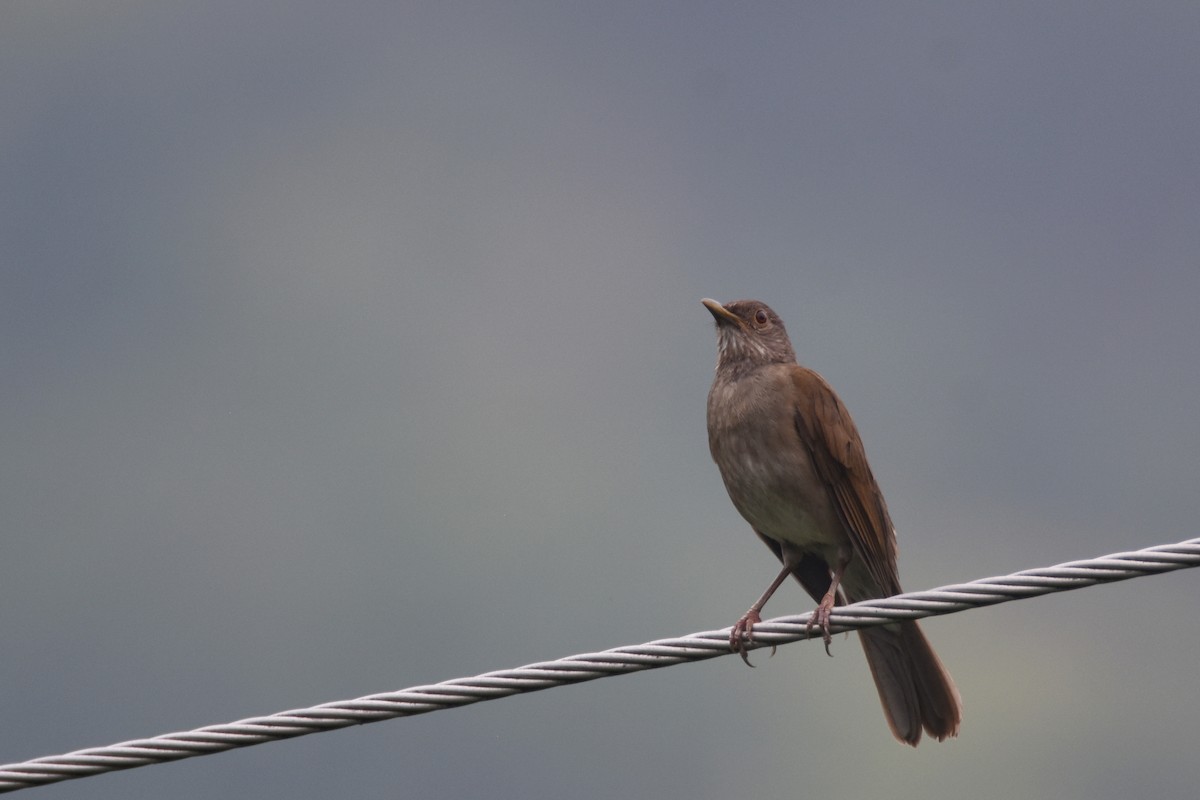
790, 366, 902, 596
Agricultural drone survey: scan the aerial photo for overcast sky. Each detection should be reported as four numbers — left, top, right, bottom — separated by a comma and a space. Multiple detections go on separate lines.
3, 3, 1199, 799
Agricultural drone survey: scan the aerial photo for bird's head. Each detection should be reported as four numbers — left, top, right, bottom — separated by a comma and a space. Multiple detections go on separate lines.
701, 298, 797, 372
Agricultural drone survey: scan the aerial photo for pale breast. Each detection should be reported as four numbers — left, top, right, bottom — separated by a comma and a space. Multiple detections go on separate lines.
707, 367, 848, 554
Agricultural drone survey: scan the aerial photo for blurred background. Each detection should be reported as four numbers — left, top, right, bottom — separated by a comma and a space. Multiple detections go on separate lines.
3, 3, 1198, 798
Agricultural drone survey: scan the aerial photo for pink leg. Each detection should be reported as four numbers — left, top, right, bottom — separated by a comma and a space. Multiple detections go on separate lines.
806, 549, 851, 656
730, 563, 792, 667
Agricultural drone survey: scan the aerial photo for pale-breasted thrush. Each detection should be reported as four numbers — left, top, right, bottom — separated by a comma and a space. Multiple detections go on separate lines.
703, 297, 962, 746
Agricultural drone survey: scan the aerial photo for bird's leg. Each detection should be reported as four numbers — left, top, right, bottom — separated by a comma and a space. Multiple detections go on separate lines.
730, 563, 793, 667
806, 548, 852, 656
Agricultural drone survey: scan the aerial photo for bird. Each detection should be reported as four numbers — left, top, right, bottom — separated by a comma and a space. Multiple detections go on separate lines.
702, 297, 962, 746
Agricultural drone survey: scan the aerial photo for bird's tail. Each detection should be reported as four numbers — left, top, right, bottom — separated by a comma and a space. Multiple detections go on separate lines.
857, 621, 962, 746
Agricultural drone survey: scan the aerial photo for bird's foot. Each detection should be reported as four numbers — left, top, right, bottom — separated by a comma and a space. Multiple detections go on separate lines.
730, 609, 776, 667
805, 595, 836, 657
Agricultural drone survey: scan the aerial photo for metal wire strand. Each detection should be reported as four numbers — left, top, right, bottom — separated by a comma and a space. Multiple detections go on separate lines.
1, 537, 1197, 794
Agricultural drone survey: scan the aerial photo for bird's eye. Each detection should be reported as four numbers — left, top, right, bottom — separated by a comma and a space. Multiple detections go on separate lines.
754, 309, 769, 325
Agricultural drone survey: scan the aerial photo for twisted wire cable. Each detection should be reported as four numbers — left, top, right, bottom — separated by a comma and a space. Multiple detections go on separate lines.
2, 537, 1197, 794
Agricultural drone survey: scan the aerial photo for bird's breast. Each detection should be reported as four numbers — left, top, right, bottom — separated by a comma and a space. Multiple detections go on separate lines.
706, 372, 845, 552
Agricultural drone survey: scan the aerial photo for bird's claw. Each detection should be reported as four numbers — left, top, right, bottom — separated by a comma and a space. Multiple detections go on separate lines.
730, 610, 776, 667
730, 611, 759, 666
805, 597, 836, 657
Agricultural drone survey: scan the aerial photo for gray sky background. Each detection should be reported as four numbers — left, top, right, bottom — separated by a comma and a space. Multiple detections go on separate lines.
3, 3, 1199, 798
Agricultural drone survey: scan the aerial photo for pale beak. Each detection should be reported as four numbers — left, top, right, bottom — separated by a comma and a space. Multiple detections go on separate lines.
701, 298, 741, 326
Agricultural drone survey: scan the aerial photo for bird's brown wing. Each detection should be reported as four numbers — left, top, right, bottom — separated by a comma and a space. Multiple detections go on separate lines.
790, 366, 902, 597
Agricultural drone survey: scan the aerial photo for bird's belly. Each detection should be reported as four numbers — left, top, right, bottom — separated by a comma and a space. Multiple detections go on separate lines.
712, 428, 845, 553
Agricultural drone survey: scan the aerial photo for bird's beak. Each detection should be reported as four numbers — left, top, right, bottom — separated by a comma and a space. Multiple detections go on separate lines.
701, 298, 741, 326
